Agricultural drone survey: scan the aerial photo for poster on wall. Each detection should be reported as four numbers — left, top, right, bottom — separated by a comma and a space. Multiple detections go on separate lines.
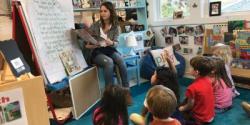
0, 88, 28, 125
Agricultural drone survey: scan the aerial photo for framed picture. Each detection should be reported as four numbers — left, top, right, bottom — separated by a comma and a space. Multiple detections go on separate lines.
209, 2, 221, 16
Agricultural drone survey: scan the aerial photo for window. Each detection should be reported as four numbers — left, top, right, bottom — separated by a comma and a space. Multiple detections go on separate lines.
159, 0, 190, 19
210, 0, 250, 13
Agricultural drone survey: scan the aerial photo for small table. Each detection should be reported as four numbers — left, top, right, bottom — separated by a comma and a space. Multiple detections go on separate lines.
123, 55, 140, 85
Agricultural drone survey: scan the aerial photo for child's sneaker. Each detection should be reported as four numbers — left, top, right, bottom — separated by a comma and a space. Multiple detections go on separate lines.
233, 89, 240, 98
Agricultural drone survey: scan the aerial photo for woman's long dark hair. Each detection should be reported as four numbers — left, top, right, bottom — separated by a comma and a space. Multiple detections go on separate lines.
95, 85, 128, 125
100, 2, 118, 28
155, 66, 180, 104
212, 58, 233, 88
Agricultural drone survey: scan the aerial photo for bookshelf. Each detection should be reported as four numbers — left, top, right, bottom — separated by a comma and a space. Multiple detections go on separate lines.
73, 0, 148, 31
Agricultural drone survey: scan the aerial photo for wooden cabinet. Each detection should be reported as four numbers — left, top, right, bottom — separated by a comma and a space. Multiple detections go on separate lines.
231, 68, 250, 89
231, 67, 250, 78
0, 77, 49, 125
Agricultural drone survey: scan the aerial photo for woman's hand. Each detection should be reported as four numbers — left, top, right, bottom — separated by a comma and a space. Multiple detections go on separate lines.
85, 42, 99, 49
105, 38, 114, 46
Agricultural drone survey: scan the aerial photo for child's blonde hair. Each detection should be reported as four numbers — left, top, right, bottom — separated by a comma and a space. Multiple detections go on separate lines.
146, 85, 177, 119
212, 44, 233, 65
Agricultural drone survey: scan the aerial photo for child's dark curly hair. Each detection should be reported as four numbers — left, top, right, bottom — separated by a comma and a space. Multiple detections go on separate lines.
190, 56, 214, 77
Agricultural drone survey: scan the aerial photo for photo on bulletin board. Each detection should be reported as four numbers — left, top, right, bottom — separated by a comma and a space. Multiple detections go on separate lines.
72, 0, 82, 8
194, 36, 204, 45
173, 43, 181, 51
185, 26, 195, 36
177, 25, 185, 35
195, 25, 204, 35
165, 36, 173, 45
209, 1, 221, 16
168, 27, 177, 36
161, 26, 168, 36
179, 36, 189, 45
183, 48, 193, 54
197, 47, 203, 55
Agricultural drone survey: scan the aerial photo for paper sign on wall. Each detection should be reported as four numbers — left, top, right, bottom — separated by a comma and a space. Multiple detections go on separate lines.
0, 88, 28, 125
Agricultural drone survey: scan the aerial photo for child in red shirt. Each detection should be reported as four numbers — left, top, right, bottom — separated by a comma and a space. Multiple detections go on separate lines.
179, 56, 215, 125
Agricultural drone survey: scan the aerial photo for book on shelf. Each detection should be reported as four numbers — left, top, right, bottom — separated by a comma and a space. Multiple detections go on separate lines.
228, 20, 246, 33
231, 58, 250, 69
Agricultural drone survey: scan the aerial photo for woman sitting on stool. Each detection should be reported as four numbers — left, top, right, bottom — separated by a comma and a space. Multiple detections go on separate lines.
85, 1, 129, 88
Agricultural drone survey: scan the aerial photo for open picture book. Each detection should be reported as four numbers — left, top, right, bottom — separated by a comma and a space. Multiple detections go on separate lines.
73, 29, 107, 47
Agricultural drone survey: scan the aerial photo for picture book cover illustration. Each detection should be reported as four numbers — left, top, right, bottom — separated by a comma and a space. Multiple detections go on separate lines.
0, 88, 27, 125
150, 46, 180, 67
59, 50, 82, 76
74, 29, 108, 47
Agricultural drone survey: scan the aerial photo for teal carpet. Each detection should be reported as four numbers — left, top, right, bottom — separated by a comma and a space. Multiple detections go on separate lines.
51, 78, 250, 125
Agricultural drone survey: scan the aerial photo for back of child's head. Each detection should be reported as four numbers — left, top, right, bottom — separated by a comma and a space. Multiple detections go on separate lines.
155, 66, 180, 103
210, 57, 233, 88
146, 85, 177, 119
190, 56, 214, 77
99, 85, 128, 125
212, 43, 232, 64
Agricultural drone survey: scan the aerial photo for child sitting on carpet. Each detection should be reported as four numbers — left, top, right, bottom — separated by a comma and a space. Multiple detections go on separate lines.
179, 56, 215, 125
130, 50, 182, 125
209, 57, 233, 113
212, 43, 240, 96
93, 85, 129, 125
131, 85, 181, 125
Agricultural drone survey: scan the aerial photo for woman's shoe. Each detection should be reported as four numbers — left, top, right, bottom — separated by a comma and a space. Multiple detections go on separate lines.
241, 101, 250, 117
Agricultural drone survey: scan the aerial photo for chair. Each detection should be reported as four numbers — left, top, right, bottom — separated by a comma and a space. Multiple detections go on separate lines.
95, 65, 122, 91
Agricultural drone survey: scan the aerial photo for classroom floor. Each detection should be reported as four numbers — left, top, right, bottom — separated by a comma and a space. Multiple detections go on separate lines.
50, 77, 250, 125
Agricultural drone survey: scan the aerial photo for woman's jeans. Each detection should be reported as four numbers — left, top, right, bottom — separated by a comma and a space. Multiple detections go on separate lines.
93, 52, 129, 87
